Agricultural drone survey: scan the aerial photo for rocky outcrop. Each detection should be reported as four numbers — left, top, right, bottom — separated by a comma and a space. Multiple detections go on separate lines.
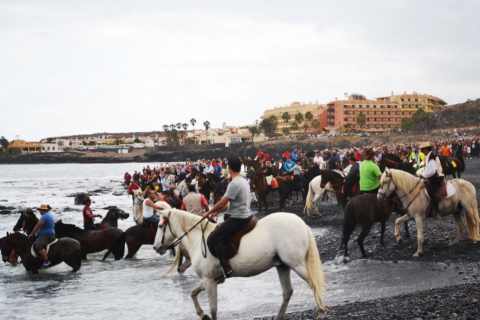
429, 98, 480, 130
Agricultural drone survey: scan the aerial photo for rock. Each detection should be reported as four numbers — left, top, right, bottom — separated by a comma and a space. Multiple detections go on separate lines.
112, 191, 124, 196
0, 205, 15, 210
74, 192, 88, 205
0, 199, 7, 202
0, 210, 12, 215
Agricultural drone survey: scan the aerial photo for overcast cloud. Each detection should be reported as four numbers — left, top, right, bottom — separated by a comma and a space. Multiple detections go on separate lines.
1, 0, 479, 141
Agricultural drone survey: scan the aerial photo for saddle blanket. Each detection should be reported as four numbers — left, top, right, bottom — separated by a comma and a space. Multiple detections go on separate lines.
424, 181, 456, 201
31, 239, 58, 258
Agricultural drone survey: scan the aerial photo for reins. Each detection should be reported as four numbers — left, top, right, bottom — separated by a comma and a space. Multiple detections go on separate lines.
162, 211, 210, 258
379, 174, 424, 212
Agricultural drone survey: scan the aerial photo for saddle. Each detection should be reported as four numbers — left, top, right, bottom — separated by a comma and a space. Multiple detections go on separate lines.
31, 239, 58, 259
342, 183, 359, 194
142, 221, 157, 235
209, 219, 258, 260
425, 180, 449, 201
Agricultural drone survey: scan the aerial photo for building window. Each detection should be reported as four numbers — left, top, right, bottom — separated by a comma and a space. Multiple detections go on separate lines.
366, 105, 370, 108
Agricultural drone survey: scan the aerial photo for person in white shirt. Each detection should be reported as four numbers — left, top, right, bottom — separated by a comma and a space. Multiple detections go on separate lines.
418, 142, 444, 213
313, 152, 325, 168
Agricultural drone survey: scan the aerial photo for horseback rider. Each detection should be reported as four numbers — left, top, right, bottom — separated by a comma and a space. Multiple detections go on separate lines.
406, 146, 417, 168
83, 197, 103, 230
360, 148, 382, 195
418, 142, 444, 214
263, 161, 274, 190
283, 156, 295, 175
440, 141, 455, 173
28, 204, 56, 269
343, 156, 360, 199
203, 157, 252, 278
143, 189, 167, 226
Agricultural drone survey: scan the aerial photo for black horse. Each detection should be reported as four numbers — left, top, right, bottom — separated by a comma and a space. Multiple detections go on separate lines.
13, 212, 39, 234
55, 221, 124, 260
97, 206, 130, 228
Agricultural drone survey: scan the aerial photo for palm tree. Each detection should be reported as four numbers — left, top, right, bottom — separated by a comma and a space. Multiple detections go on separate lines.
176, 122, 182, 130
295, 113, 304, 125
170, 124, 176, 131
357, 111, 367, 128
203, 121, 210, 144
182, 123, 188, 131
163, 125, 168, 132
190, 118, 197, 131
282, 112, 291, 125
248, 126, 259, 146
311, 119, 320, 132
305, 111, 313, 122
290, 122, 299, 134
302, 123, 309, 133
281, 127, 290, 136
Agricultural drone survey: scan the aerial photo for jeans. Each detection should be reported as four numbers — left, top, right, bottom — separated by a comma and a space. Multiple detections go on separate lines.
144, 215, 160, 226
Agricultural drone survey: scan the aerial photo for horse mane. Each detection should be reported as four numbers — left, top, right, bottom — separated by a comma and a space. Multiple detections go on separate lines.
172, 209, 216, 244
56, 222, 86, 237
388, 169, 422, 195
384, 153, 401, 163
329, 170, 345, 178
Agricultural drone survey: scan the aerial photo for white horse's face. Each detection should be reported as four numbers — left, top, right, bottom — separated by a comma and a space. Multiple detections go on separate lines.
153, 210, 177, 256
378, 168, 395, 201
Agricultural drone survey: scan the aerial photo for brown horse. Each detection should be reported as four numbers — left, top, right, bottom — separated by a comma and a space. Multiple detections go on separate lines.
54, 221, 124, 260
247, 159, 287, 211
1, 232, 82, 274
320, 170, 363, 209
341, 194, 398, 259
438, 156, 465, 178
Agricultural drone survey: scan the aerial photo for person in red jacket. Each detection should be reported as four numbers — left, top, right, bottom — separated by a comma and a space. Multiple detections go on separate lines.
128, 180, 140, 206
124, 172, 132, 189
354, 148, 362, 162
282, 149, 291, 159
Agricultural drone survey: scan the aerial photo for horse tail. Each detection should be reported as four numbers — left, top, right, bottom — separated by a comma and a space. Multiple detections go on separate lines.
464, 191, 480, 242
102, 232, 126, 261
459, 156, 466, 173
162, 246, 180, 277
305, 227, 327, 314
304, 182, 314, 216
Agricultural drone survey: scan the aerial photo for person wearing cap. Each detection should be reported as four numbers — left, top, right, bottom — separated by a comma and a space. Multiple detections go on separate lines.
83, 197, 103, 230
343, 156, 360, 199
360, 148, 382, 195
419, 141, 444, 214
28, 205, 56, 268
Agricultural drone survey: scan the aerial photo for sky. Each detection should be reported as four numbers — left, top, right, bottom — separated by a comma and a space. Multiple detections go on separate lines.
1, 0, 479, 141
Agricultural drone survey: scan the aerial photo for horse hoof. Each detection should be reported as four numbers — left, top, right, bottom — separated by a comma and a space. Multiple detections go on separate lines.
413, 252, 422, 258
202, 315, 211, 320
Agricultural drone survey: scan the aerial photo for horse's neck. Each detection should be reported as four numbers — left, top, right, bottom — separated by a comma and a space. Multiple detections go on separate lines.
328, 171, 343, 182
9, 234, 29, 252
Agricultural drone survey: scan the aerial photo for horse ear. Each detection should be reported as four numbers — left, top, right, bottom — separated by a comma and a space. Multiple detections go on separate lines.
385, 168, 391, 177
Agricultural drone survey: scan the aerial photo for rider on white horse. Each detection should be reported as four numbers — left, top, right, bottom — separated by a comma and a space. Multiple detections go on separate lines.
202, 157, 252, 279
417, 141, 444, 214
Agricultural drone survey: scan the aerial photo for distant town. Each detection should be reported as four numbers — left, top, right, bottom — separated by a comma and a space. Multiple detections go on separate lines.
1, 91, 447, 155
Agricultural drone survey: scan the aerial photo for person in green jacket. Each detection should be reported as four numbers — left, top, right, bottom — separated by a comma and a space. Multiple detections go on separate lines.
360, 147, 382, 195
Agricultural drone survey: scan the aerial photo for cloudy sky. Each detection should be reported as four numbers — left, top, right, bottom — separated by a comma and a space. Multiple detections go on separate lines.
1, 0, 479, 141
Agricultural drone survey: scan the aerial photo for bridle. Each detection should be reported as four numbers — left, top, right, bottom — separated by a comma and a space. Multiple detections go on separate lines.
378, 173, 423, 211
159, 210, 210, 258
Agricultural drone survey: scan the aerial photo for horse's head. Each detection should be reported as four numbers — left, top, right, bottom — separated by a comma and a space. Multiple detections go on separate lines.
153, 209, 175, 255
0, 234, 12, 263
106, 206, 130, 220
13, 213, 26, 232
378, 168, 395, 202
319, 170, 336, 188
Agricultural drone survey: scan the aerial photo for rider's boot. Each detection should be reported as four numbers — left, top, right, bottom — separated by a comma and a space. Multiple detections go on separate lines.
217, 243, 234, 278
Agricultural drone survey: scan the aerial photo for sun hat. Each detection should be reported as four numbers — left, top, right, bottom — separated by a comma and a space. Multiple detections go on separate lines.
363, 148, 375, 159
419, 142, 432, 149
36, 204, 51, 211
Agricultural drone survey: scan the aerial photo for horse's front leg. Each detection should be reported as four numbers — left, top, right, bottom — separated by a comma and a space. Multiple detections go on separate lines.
190, 280, 207, 319
394, 214, 411, 245
204, 278, 218, 320
413, 217, 425, 257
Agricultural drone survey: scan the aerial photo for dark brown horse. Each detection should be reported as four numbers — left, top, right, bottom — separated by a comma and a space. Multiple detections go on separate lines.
247, 159, 287, 211
54, 221, 124, 260
438, 156, 465, 178
13, 212, 39, 234
341, 194, 398, 259
0, 232, 82, 274
320, 170, 363, 209
98, 206, 130, 228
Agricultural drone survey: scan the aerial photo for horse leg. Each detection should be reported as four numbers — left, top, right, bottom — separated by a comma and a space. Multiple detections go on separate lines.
275, 266, 293, 320
342, 219, 357, 258
448, 212, 464, 246
413, 217, 425, 258
357, 228, 371, 258
190, 280, 207, 319
404, 221, 410, 238
125, 241, 141, 259
394, 214, 411, 245
204, 278, 218, 320
380, 221, 386, 246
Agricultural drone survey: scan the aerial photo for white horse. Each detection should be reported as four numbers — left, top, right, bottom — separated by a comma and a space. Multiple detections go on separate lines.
378, 168, 480, 257
304, 176, 332, 216
153, 209, 327, 320
133, 189, 144, 224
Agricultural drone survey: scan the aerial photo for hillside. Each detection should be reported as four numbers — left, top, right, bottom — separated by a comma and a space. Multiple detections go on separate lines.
430, 98, 480, 130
